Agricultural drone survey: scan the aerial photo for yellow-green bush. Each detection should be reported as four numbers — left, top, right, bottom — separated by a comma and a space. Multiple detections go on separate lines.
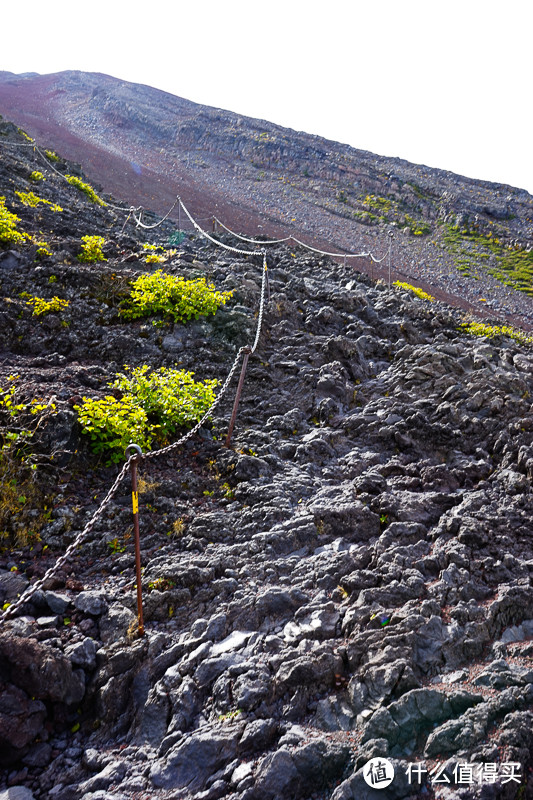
460, 320, 533, 346
66, 175, 106, 206
15, 190, 62, 212
75, 366, 218, 463
77, 235, 106, 263
0, 197, 30, 246
393, 281, 435, 301
121, 270, 232, 323
19, 293, 69, 317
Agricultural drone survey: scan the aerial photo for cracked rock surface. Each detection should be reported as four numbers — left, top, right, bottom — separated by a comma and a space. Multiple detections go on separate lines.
0, 120, 532, 800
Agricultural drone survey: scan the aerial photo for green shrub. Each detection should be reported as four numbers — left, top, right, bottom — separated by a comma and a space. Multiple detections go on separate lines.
74, 395, 152, 463
75, 366, 218, 463
112, 365, 218, 440
65, 175, 106, 206
19, 293, 69, 316
44, 150, 59, 162
121, 270, 232, 323
0, 197, 30, 246
15, 190, 62, 212
77, 235, 106, 263
29, 171, 44, 182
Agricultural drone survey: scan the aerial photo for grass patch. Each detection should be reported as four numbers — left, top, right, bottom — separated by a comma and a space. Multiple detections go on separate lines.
460, 320, 533, 346
443, 224, 533, 295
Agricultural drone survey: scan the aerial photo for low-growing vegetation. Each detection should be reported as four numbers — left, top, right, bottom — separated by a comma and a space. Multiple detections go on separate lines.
460, 320, 533, 346
393, 281, 435, 301
77, 235, 106, 263
15, 190, 63, 212
66, 175, 106, 206
0, 376, 56, 547
0, 197, 29, 246
75, 366, 218, 463
443, 223, 533, 294
19, 293, 69, 317
120, 270, 233, 323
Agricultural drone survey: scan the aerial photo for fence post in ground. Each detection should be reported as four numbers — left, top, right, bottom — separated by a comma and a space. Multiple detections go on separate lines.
388, 230, 394, 288
225, 346, 252, 447
125, 444, 145, 637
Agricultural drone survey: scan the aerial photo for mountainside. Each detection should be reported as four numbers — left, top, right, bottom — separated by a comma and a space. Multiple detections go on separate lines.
2, 70, 533, 329
0, 118, 533, 799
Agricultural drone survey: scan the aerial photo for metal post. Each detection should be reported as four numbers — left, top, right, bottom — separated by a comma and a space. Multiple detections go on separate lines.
388, 230, 394, 288
264, 258, 270, 302
125, 444, 144, 637
225, 346, 252, 447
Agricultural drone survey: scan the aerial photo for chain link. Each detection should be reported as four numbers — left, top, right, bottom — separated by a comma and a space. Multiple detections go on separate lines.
132, 196, 180, 229
178, 198, 264, 258
1, 459, 132, 622
214, 217, 292, 245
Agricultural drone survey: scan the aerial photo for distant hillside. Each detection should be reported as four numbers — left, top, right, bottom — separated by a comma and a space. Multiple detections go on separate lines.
1, 69, 533, 327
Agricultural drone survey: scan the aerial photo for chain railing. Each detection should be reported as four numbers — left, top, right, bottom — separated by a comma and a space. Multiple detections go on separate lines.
0, 139, 395, 629
0, 203, 270, 627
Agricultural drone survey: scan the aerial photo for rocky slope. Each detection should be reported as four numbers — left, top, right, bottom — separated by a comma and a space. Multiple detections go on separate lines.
0, 121, 533, 800
2, 70, 533, 330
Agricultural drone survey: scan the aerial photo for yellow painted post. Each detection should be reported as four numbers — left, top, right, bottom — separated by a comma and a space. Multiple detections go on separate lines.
125, 444, 144, 637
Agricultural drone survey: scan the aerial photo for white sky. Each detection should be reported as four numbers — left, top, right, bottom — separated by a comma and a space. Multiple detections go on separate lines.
2, 0, 532, 194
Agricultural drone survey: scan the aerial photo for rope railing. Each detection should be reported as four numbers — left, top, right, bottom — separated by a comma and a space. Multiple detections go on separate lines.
178, 197, 264, 258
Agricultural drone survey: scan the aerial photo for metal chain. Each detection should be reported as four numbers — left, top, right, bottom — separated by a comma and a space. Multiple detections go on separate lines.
178, 198, 264, 258
143, 246, 269, 459
251, 252, 268, 353
132, 196, 180, 229
290, 235, 387, 263
1, 459, 132, 622
214, 217, 292, 245
141, 345, 247, 461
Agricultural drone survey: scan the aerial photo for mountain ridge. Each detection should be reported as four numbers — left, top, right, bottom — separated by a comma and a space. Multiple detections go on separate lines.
1, 69, 533, 329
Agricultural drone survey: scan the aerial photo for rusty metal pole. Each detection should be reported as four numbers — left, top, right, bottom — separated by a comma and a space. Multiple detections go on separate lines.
125, 444, 144, 637
225, 346, 252, 447
265, 263, 270, 302
388, 230, 394, 288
